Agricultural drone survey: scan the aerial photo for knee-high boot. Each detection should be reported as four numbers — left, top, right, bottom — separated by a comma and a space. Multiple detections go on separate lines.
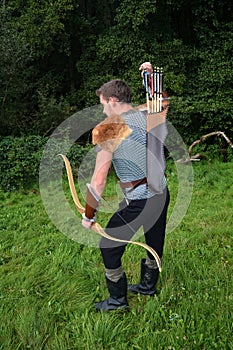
128, 259, 159, 296
95, 272, 129, 311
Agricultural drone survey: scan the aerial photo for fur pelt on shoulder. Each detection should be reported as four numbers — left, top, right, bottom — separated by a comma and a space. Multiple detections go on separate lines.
92, 114, 132, 153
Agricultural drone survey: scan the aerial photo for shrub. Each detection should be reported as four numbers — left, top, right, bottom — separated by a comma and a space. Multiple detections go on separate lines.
0, 136, 92, 191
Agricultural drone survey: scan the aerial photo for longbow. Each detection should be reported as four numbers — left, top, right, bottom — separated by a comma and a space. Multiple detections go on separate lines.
59, 154, 162, 272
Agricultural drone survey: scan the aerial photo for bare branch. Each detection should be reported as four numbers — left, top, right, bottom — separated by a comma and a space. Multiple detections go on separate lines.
177, 131, 233, 163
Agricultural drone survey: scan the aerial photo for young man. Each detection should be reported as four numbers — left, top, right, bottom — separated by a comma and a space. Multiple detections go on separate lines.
82, 79, 170, 311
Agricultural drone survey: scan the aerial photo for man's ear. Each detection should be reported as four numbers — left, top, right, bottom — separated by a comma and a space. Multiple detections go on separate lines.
109, 96, 119, 103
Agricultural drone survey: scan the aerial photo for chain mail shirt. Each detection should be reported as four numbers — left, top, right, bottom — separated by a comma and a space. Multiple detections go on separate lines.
112, 110, 166, 201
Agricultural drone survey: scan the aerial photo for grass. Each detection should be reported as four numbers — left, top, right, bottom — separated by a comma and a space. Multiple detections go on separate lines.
0, 160, 232, 350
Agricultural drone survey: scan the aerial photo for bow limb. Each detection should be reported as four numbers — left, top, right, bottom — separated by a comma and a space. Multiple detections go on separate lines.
59, 154, 162, 272
92, 222, 162, 272
58, 154, 85, 214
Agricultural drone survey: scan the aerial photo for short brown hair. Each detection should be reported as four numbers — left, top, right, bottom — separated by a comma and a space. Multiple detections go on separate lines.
96, 79, 131, 103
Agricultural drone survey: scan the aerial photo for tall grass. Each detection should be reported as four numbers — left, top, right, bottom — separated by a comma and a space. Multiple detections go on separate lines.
0, 160, 232, 350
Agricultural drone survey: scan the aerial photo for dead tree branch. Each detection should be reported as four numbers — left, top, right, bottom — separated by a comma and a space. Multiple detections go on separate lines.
177, 131, 233, 163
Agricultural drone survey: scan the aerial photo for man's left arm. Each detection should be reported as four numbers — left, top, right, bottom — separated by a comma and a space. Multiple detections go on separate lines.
82, 149, 112, 229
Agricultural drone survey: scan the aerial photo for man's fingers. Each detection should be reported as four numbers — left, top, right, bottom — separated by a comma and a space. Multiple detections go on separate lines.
139, 62, 152, 71
82, 219, 92, 230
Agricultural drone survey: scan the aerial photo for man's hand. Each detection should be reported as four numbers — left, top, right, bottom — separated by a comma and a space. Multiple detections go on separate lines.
82, 218, 93, 230
139, 62, 153, 77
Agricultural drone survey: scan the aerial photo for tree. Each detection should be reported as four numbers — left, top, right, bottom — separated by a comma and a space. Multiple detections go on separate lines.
0, 0, 81, 135
0, 0, 232, 142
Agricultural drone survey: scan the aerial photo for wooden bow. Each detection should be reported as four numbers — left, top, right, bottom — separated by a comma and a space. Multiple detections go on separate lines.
59, 154, 162, 272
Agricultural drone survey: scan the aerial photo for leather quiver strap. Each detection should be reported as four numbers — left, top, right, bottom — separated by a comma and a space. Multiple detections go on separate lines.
119, 177, 147, 190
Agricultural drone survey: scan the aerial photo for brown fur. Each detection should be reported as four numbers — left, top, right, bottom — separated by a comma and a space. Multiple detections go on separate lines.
92, 114, 132, 153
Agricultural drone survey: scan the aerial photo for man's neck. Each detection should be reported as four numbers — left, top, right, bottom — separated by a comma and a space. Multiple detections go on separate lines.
113, 102, 134, 114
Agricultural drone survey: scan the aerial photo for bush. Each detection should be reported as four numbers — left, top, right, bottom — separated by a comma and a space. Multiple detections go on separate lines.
0, 136, 45, 191
0, 136, 92, 191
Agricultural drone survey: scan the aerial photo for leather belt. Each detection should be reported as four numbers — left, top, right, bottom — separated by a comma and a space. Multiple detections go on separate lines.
119, 177, 147, 189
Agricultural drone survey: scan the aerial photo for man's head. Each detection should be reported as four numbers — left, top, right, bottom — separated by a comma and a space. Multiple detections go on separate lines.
96, 79, 132, 104
96, 79, 132, 116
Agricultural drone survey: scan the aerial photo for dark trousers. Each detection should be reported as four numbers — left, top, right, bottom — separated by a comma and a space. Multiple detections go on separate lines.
100, 187, 170, 269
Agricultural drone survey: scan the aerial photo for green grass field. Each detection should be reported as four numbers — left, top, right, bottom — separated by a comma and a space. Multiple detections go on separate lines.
0, 160, 232, 350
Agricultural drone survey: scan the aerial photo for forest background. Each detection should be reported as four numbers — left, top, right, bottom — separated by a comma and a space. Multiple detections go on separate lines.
1, 0, 233, 136
0, 0, 232, 188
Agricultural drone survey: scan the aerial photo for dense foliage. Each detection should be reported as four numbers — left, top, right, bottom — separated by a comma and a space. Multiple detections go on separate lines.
0, 0, 232, 142
0, 136, 91, 191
